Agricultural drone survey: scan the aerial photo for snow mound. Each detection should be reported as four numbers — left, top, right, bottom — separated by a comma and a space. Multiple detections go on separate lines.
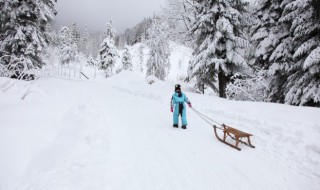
107, 70, 146, 85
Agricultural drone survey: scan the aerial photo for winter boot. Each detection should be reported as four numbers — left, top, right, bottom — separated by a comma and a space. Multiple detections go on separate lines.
182, 125, 187, 129
173, 124, 178, 128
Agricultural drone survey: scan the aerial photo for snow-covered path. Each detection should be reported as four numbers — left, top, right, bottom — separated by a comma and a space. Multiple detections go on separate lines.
1, 72, 320, 190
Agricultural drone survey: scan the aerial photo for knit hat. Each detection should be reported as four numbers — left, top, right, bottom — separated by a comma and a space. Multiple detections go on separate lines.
175, 84, 181, 92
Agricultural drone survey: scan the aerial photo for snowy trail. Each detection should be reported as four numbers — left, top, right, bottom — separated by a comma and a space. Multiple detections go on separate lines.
1, 72, 320, 190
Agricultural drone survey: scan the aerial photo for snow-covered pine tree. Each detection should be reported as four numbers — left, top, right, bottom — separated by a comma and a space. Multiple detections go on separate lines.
103, 19, 117, 40
138, 44, 144, 73
0, 0, 56, 78
122, 45, 132, 71
80, 27, 90, 57
71, 22, 81, 48
58, 26, 78, 64
99, 20, 119, 77
146, 19, 171, 81
41, 24, 59, 62
188, 0, 250, 98
119, 18, 153, 46
279, 0, 320, 106
250, 0, 290, 69
249, 0, 293, 103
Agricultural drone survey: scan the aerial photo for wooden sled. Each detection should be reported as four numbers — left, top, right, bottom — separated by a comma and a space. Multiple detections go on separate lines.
213, 124, 255, 151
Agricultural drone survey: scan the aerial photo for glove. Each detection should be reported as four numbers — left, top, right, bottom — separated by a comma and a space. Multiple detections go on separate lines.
188, 102, 192, 108
170, 107, 173, 112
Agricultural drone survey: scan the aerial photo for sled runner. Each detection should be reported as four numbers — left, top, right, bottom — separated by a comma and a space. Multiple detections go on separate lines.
213, 124, 255, 151
190, 107, 255, 151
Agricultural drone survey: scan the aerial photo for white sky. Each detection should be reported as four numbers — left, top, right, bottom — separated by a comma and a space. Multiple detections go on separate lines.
53, 0, 166, 34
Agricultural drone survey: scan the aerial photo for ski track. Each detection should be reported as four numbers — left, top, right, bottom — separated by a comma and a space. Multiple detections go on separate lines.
0, 74, 320, 190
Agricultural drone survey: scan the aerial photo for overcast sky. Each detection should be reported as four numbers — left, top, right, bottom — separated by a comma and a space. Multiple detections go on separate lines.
53, 0, 166, 34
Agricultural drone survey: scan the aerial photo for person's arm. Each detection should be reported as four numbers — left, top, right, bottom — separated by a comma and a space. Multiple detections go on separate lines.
184, 94, 192, 108
170, 95, 175, 112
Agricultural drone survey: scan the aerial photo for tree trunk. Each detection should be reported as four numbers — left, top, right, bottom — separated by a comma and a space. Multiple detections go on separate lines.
201, 83, 205, 94
218, 69, 227, 98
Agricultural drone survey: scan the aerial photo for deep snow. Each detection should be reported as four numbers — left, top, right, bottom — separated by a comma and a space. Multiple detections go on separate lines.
0, 71, 320, 190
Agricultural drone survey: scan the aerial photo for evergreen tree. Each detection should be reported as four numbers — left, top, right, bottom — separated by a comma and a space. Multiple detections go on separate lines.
99, 20, 119, 77
250, 0, 290, 69
250, 0, 293, 103
80, 27, 90, 57
118, 18, 153, 46
146, 19, 171, 81
0, 0, 57, 77
138, 44, 144, 73
103, 19, 116, 40
58, 26, 78, 64
122, 46, 132, 70
280, 0, 320, 106
71, 22, 81, 48
188, 0, 250, 98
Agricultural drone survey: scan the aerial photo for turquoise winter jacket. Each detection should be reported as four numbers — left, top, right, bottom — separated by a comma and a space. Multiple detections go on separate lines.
171, 92, 191, 126
171, 92, 190, 114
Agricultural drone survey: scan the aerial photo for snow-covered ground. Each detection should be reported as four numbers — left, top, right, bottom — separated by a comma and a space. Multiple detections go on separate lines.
1, 71, 320, 190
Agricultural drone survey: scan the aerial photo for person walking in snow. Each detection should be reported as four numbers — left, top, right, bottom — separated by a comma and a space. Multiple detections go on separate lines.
170, 84, 192, 129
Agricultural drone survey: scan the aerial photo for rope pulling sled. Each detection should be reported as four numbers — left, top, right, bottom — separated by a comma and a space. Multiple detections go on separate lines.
191, 108, 255, 151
